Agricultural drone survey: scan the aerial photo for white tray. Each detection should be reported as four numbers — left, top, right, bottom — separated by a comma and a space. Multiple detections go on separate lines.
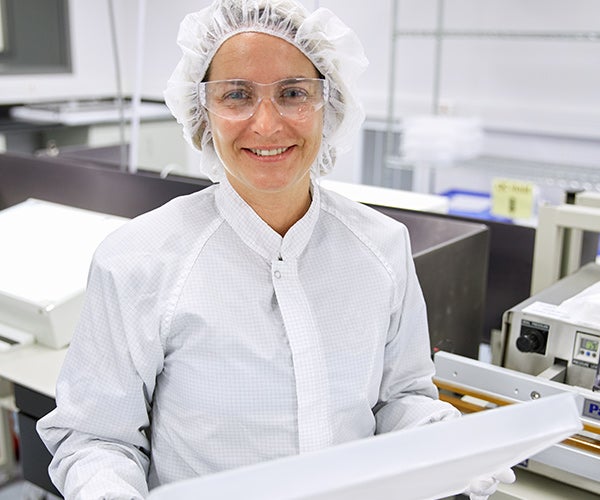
148, 393, 582, 500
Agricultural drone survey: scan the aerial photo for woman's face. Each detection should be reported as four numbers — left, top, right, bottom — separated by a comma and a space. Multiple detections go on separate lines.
206, 32, 323, 205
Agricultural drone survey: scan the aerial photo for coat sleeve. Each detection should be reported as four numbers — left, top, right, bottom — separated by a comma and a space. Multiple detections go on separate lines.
373, 226, 460, 433
37, 251, 165, 499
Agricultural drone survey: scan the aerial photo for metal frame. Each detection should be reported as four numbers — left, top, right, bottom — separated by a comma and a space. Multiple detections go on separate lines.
434, 351, 600, 492
387, 0, 600, 127
531, 192, 600, 294
0, 380, 16, 483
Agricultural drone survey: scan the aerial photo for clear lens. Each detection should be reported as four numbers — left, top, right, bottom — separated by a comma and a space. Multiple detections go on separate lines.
198, 78, 328, 121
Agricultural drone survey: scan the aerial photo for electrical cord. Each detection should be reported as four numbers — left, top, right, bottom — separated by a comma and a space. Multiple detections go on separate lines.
107, 0, 127, 172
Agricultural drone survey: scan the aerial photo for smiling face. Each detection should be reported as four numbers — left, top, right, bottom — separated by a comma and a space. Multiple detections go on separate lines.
206, 32, 324, 210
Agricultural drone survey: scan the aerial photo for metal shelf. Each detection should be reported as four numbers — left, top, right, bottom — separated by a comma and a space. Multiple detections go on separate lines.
388, 0, 600, 121
385, 154, 600, 192
393, 29, 600, 42
384, 0, 600, 195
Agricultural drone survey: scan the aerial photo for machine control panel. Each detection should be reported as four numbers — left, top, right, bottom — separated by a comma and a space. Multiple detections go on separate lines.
572, 331, 600, 369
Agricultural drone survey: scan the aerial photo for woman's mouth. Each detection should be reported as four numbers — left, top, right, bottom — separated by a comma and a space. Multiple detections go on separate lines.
248, 147, 290, 157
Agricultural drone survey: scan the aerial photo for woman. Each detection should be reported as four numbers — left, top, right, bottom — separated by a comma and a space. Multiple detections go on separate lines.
38, 1, 512, 498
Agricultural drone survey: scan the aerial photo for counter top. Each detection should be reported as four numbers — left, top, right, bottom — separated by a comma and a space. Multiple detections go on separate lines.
0, 344, 65, 398
9, 100, 172, 126
318, 179, 449, 213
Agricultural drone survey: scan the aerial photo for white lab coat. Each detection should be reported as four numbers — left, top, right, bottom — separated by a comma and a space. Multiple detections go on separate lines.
38, 177, 459, 499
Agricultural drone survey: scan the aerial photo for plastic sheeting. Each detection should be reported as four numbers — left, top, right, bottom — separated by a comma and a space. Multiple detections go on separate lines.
148, 392, 582, 500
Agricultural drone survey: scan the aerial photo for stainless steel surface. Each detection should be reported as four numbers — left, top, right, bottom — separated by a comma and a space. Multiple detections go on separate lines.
371, 205, 488, 359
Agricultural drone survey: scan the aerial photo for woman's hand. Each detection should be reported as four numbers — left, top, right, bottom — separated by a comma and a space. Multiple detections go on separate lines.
464, 468, 516, 500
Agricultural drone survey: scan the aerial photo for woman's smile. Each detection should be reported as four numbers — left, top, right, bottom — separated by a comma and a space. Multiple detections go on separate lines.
246, 146, 291, 158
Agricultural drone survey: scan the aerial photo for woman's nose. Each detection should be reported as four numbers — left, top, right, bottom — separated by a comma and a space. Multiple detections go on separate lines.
249, 97, 284, 134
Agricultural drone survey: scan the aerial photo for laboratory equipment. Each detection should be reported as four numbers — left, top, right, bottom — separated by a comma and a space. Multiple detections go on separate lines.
0, 199, 128, 349
530, 191, 600, 295
435, 264, 600, 495
433, 193, 600, 495
502, 262, 600, 391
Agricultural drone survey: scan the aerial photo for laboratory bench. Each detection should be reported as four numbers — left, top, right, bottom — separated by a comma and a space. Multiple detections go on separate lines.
0, 100, 188, 175
0, 111, 65, 155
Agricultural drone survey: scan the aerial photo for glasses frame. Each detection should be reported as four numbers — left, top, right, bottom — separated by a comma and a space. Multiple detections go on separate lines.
197, 77, 329, 121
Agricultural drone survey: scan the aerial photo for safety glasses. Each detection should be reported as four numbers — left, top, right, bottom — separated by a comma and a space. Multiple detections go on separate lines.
198, 78, 328, 121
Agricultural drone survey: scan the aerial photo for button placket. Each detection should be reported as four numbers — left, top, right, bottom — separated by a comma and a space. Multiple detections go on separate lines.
270, 256, 332, 452
271, 255, 289, 281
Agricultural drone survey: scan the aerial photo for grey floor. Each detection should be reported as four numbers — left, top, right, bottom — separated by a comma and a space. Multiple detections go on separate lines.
0, 480, 23, 500
0, 479, 55, 500
0, 466, 54, 500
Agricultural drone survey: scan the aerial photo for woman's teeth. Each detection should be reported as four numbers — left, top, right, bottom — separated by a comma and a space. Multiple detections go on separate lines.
250, 147, 289, 157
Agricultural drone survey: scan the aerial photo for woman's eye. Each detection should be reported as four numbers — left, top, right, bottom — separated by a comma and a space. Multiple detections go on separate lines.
281, 88, 309, 100
222, 89, 251, 102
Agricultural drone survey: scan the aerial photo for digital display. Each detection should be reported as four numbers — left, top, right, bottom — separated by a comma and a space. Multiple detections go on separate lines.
581, 338, 599, 352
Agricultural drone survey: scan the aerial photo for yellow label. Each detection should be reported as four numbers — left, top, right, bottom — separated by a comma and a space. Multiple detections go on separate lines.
491, 178, 535, 219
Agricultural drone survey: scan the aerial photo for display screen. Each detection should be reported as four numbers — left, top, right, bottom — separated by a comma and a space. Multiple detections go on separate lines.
0, 0, 71, 75
581, 338, 599, 352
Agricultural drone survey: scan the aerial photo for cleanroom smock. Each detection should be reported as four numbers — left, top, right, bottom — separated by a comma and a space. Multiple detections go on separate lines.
37, 178, 458, 499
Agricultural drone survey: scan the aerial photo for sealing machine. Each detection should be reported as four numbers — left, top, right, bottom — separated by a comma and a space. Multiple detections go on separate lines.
435, 194, 600, 495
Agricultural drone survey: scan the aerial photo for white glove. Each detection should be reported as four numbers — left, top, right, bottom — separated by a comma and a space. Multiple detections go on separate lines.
464, 468, 516, 500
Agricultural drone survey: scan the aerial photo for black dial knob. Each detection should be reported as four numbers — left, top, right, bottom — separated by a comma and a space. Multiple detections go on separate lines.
516, 329, 546, 354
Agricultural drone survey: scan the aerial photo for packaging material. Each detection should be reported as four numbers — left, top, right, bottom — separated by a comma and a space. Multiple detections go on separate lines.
148, 393, 581, 500
400, 115, 483, 168
557, 280, 600, 330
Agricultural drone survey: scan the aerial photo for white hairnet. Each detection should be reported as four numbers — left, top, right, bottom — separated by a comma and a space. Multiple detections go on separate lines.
163, 0, 368, 181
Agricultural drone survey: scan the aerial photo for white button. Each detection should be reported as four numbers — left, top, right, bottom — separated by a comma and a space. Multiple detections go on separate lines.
274, 270, 282, 279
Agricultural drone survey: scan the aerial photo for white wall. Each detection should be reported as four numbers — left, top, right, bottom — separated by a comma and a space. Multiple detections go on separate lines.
140, 0, 318, 97
1, 0, 599, 185
325, 0, 600, 186
3, 0, 599, 129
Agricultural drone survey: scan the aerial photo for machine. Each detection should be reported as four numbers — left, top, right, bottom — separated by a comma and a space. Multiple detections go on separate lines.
499, 262, 600, 492
435, 349, 600, 495
502, 262, 600, 392
435, 193, 600, 496
0, 199, 128, 350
